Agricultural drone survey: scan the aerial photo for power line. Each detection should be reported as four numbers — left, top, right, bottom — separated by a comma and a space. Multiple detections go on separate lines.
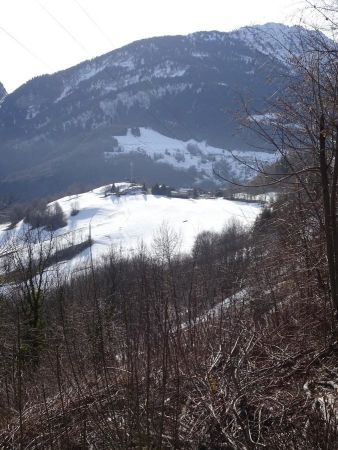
36, 0, 92, 58
0, 24, 53, 71
70, 1, 199, 143
72, 0, 114, 48
0, 9, 258, 189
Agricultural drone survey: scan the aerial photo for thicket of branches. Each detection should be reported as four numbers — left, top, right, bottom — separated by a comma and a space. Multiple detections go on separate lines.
0, 188, 337, 448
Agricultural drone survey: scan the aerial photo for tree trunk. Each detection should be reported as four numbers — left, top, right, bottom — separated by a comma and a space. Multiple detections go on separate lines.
319, 114, 338, 319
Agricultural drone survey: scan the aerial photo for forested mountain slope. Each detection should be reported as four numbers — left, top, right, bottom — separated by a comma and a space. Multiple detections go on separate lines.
0, 23, 319, 200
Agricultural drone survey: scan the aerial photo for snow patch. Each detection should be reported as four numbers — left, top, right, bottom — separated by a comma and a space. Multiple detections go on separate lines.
26, 105, 39, 120
105, 128, 277, 183
250, 113, 278, 124
153, 61, 188, 78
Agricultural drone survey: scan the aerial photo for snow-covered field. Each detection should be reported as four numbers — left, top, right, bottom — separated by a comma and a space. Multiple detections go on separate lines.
0, 184, 262, 275
104, 128, 277, 183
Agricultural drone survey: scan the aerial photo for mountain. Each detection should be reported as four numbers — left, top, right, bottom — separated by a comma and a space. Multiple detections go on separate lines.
0, 82, 7, 103
0, 23, 317, 201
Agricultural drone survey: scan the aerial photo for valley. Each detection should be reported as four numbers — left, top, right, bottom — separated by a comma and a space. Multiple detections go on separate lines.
1, 7, 338, 448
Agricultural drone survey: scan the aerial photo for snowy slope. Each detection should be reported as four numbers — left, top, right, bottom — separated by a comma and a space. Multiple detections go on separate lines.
0, 184, 262, 275
55, 185, 261, 267
105, 128, 277, 183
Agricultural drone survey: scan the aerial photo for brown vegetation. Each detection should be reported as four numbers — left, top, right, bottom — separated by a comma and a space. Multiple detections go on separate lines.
0, 189, 337, 448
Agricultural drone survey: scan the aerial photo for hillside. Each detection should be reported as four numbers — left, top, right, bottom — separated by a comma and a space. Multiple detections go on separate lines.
0, 183, 262, 275
0, 23, 317, 201
105, 128, 277, 184
1, 186, 337, 449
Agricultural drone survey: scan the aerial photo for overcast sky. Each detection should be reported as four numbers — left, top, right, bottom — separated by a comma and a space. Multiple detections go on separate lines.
1, 0, 302, 92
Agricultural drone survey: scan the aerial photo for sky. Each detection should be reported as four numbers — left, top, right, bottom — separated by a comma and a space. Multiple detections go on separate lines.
1, 0, 302, 93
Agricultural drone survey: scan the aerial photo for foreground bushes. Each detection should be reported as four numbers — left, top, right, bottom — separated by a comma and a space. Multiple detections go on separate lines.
0, 202, 337, 448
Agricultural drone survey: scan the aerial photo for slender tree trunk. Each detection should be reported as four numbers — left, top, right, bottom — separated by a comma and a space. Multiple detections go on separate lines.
319, 114, 338, 318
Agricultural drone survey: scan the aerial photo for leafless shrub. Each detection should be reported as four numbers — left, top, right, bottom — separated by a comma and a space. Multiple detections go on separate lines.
24, 201, 66, 230
70, 201, 80, 216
